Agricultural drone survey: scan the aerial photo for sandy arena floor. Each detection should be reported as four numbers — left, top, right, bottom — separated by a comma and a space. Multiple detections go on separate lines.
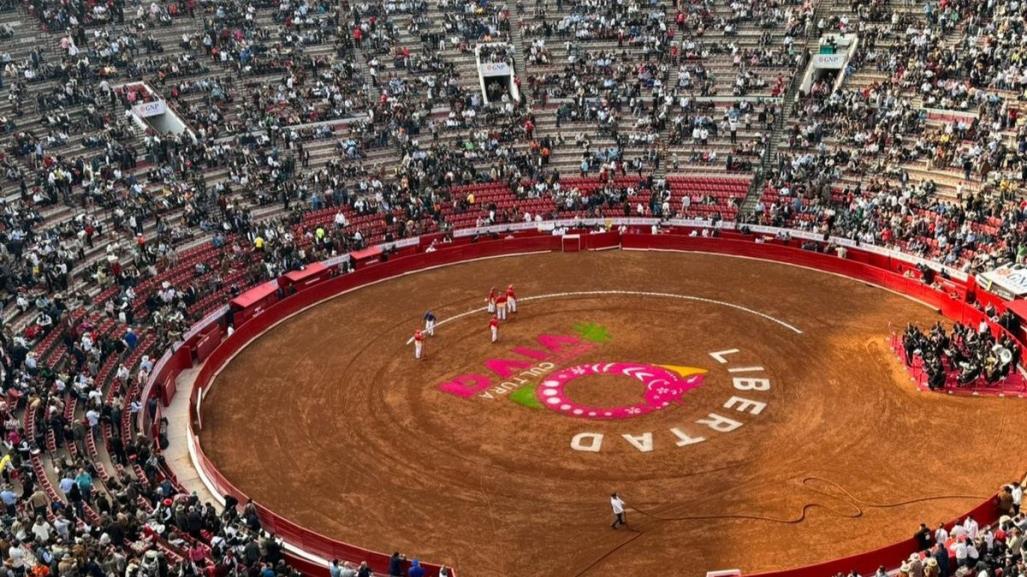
199, 251, 1027, 577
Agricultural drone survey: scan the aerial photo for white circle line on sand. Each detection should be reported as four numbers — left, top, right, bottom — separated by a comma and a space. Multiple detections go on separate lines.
407, 290, 803, 344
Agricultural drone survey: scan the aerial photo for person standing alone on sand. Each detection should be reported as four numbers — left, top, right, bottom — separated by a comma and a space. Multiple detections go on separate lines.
413, 329, 424, 360
611, 492, 627, 529
424, 311, 437, 336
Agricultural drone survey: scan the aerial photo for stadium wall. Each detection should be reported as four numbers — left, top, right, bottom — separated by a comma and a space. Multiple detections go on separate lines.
150, 224, 1010, 577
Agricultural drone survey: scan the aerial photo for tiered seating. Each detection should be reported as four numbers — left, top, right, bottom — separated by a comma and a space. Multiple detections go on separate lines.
668, 175, 750, 220
27, 308, 82, 363
440, 182, 519, 228
0, 0, 1026, 576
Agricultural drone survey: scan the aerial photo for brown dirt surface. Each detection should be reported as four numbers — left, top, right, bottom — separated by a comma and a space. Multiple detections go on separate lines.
199, 251, 1027, 577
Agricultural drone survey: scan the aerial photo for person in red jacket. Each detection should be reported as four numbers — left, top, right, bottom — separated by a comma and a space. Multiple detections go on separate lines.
506, 284, 517, 313
490, 315, 499, 343
413, 329, 424, 359
486, 288, 497, 314
495, 292, 508, 320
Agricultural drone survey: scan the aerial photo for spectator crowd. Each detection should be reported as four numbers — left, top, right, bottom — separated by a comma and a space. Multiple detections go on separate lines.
0, 0, 1023, 576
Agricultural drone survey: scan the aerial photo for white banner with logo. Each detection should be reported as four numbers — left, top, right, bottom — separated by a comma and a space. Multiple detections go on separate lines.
479, 62, 511, 76
323, 253, 352, 268
812, 53, 846, 69
667, 218, 737, 230
452, 216, 715, 237
132, 99, 167, 118
391, 236, 422, 250
978, 265, 1027, 298
923, 107, 978, 123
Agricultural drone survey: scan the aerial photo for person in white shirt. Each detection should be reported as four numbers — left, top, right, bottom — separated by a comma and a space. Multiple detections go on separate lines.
86, 409, 100, 434
983, 528, 995, 550
953, 537, 968, 567
934, 523, 949, 546
965, 539, 979, 565
964, 516, 979, 540
52, 515, 71, 541
31, 516, 52, 543
7, 539, 28, 570
1011, 482, 1023, 514
610, 492, 627, 529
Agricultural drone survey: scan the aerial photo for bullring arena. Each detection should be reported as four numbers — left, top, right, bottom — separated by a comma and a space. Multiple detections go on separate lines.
5, 0, 1027, 576
168, 229, 1025, 577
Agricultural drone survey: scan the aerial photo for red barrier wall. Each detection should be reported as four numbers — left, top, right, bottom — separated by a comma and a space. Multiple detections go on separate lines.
193, 325, 224, 364
187, 235, 560, 576
580, 231, 621, 250
279, 263, 334, 293
621, 234, 1010, 343
750, 495, 1000, 577
166, 230, 1009, 577
156, 346, 193, 409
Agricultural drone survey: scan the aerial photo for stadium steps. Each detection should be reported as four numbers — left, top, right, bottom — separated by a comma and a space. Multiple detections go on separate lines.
352, 42, 380, 100
740, 79, 794, 217
507, 10, 527, 85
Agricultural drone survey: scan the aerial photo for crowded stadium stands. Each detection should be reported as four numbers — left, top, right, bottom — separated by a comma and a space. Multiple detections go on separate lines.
0, 0, 1024, 575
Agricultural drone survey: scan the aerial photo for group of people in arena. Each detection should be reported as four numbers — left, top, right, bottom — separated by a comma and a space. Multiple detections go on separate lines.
901, 321, 1022, 389
892, 485, 1027, 577
0, 0, 1023, 575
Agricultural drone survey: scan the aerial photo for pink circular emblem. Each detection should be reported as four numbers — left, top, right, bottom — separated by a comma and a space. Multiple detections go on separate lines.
535, 362, 705, 420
